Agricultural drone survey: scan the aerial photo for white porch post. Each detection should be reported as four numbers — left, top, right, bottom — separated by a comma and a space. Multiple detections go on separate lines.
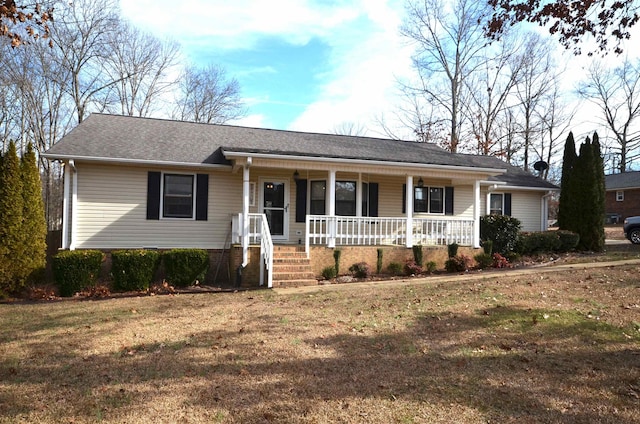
242, 162, 251, 267
356, 173, 362, 217
473, 180, 481, 248
69, 160, 78, 251
328, 169, 336, 248
405, 175, 413, 248
61, 163, 70, 249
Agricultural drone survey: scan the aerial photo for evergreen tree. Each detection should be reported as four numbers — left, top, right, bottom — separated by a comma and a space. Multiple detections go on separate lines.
557, 132, 577, 231
0, 141, 25, 294
590, 132, 606, 251
20, 143, 48, 283
572, 136, 604, 251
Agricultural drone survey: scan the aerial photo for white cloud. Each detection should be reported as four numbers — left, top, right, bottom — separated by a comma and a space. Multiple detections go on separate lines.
120, 0, 360, 49
287, 0, 415, 137
120, 0, 416, 136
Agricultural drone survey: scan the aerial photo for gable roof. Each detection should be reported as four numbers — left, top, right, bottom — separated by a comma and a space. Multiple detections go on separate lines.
605, 171, 640, 190
44, 113, 557, 190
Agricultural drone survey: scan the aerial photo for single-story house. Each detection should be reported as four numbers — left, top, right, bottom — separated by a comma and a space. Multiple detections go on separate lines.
605, 171, 640, 223
43, 114, 558, 287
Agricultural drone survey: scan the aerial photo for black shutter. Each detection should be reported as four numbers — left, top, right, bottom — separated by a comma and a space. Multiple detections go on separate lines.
369, 183, 379, 217
402, 183, 406, 214
146, 171, 161, 220
504, 193, 512, 216
445, 187, 454, 215
295, 179, 307, 223
195, 174, 209, 221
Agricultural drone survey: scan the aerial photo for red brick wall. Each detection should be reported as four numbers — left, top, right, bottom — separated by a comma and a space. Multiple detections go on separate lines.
606, 188, 640, 221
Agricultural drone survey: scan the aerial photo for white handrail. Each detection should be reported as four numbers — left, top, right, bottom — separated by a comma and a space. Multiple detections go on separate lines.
231, 213, 273, 287
305, 215, 474, 248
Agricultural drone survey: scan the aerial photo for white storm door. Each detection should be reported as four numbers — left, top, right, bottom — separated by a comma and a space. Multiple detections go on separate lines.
260, 179, 289, 241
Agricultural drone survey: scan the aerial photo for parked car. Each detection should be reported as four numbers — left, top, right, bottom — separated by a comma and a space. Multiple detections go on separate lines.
623, 216, 640, 244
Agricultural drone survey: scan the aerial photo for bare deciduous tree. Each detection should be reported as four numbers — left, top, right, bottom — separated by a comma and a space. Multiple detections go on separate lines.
578, 59, 640, 172
173, 64, 245, 124
102, 21, 181, 117
401, 0, 489, 152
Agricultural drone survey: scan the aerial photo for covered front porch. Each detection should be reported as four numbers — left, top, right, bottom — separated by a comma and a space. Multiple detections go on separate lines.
224, 152, 505, 288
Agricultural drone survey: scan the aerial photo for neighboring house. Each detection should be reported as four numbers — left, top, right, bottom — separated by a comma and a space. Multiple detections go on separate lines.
44, 114, 558, 287
605, 171, 640, 222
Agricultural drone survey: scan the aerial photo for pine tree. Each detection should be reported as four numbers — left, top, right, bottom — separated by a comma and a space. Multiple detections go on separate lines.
557, 132, 577, 231
20, 143, 47, 283
590, 132, 605, 251
0, 141, 25, 293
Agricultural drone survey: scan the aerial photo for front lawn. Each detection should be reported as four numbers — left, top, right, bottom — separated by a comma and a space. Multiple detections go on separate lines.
1, 262, 639, 423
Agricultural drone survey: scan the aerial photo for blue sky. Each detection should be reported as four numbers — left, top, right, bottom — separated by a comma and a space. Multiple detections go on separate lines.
120, 0, 414, 136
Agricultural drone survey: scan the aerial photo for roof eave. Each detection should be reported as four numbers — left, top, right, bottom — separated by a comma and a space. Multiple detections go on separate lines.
41, 153, 231, 170
222, 150, 506, 176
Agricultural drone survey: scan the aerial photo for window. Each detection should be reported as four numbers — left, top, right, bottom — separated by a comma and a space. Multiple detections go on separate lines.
335, 181, 356, 216
414, 186, 444, 214
616, 191, 624, 202
163, 173, 194, 218
489, 193, 512, 216
310, 180, 326, 215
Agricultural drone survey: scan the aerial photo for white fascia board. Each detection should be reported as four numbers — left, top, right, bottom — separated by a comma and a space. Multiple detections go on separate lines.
41, 153, 231, 170
495, 185, 560, 192
222, 150, 506, 176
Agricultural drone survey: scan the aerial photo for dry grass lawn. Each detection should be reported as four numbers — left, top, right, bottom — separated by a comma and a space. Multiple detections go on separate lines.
1, 261, 639, 423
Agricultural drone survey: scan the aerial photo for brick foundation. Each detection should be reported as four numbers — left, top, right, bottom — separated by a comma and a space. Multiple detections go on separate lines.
309, 245, 478, 276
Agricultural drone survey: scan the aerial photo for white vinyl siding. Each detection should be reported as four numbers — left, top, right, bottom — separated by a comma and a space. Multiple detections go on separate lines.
510, 191, 542, 232
74, 163, 240, 249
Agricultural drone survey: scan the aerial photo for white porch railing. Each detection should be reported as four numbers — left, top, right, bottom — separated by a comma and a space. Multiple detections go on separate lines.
232, 213, 273, 288
305, 215, 474, 251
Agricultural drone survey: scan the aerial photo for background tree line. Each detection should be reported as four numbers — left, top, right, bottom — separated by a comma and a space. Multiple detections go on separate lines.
0, 0, 246, 230
390, 0, 639, 180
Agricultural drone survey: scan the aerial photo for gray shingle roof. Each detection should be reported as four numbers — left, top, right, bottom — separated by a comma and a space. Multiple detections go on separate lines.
605, 171, 640, 190
45, 113, 557, 190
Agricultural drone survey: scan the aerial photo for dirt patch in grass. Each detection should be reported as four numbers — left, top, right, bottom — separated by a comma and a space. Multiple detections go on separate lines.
1, 261, 639, 423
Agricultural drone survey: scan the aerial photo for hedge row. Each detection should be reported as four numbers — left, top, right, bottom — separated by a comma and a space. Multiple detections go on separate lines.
53, 248, 209, 296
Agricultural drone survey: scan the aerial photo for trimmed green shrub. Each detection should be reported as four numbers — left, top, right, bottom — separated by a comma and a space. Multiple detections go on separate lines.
333, 250, 342, 275
111, 249, 161, 291
474, 252, 493, 269
349, 262, 371, 279
376, 248, 383, 274
163, 249, 209, 287
404, 260, 423, 275
321, 266, 336, 280
480, 215, 522, 255
53, 250, 104, 297
424, 261, 437, 273
0, 141, 24, 294
519, 231, 561, 255
447, 243, 459, 258
445, 255, 472, 273
482, 239, 493, 255
412, 244, 423, 267
387, 262, 403, 276
557, 230, 580, 252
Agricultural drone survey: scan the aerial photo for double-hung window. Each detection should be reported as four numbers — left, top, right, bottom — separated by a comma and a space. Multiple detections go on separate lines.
335, 181, 356, 216
163, 173, 195, 218
310, 180, 326, 215
414, 186, 444, 214
489, 193, 512, 216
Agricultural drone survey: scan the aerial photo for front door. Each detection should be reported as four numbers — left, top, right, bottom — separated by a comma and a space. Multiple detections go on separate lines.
260, 179, 289, 241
